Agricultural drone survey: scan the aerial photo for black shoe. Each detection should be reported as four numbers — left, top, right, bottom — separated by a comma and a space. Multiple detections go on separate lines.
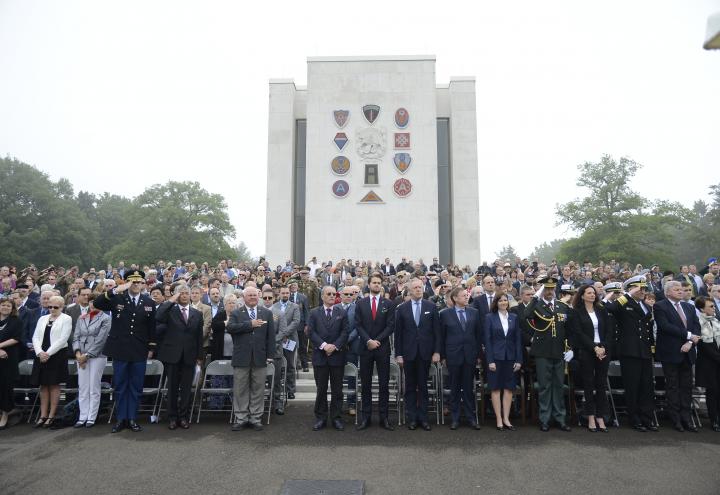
496, 426, 505, 432
632, 423, 647, 432
231, 422, 248, 431
503, 423, 516, 431
380, 418, 395, 431
673, 423, 685, 433
73, 421, 86, 429
288, 393, 295, 400
558, 424, 571, 432
313, 419, 326, 431
332, 419, 344, 431
356, 419, 370, 431
587, 426, 598, 432
128, 420, 142, 432
33, 418, 48, 429
111, 421, 126, 433
598, 426, 609, 433
407, 421, 417, 430
540, 423, 550, 432
85, 421, 95, 428
470, 422, 482, 430
420, 422, 432, 431
251, 423, 263, 431
179, 419, 190, 430
645, 424, 659, 432
168, 420, 178, 430
274, 408, 285, 416
450, 421, 459, 430
683, 423, 699, 433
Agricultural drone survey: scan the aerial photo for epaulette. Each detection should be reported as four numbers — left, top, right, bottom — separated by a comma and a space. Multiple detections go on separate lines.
617, 295, 628, 306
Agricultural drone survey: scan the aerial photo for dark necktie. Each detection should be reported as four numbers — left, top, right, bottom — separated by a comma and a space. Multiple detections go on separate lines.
326, 308, 332, 320
181, 306, 188, 323
459, 309, 467, 330
249, 308, 256, 320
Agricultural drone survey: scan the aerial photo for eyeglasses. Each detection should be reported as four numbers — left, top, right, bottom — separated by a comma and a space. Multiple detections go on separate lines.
262, 296, 274, 300
325, 293, 337, 296
342, 293, 353, 296
48, 305, 61, 310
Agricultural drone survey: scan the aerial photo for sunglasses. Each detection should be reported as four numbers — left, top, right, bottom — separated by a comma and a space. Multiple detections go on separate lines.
48, 305, 61, 310
262, 296, 274, 300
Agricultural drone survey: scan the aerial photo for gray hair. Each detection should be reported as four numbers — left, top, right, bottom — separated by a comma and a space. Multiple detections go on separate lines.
174, 285, 191, 295
223, 294, 237, 306
664, 280, 681, 295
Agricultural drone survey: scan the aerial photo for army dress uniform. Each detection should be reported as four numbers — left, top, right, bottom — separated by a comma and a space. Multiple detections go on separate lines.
523, 277, 571, 430
293, 269, 320, 369
93, 270, 157, 432
604, 276, 655, 430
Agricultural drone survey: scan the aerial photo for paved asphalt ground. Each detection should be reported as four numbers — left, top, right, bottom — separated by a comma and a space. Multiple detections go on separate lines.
2, 403, 720, 495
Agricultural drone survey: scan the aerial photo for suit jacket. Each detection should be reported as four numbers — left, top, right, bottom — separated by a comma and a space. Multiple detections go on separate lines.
439, 305, 483, 366
472, 293, 494, 333
226, 305, 276, 367
289, 291, 309, 326
340, 302, 361, 354
64, 303, 90, 352
654, 298, 701, 364
510, 302, 532, 346
380, 264, 396, 276
72, 311, 111, 358
483, 312, 523, 364
308, 305, 349, 367
155, 302, 204, 365
272, 300, 301, 343
266, 303, 288, 358
394, 298, 441, 361
354, 295, 395, 353
32, 313, 73, 357
567, 306, 613, 354
605, 294, 654, 359
93, 290, 157, 362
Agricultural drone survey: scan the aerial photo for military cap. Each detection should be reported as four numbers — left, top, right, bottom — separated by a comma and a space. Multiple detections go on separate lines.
603, 282, 623, 293
623, 274, 647, 290
537, 275, 558, 288
559, 284, 576, 293
125, 270, 145, 282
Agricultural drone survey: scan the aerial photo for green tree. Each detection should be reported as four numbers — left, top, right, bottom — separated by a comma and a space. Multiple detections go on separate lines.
233, 241, 253, 263
529, 239, 568, 264
106, 181, 236, 264
0, 156, 99, 268
494, 245, 519, 262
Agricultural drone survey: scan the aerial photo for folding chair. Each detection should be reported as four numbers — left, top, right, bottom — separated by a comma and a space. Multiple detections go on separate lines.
473, 365, 484, 425
15, 359, 40, 423
108, 359, 164, 423
427, 363, 441, 425
61, 360, 79, 397
195, 360, 235, 424
263, 362, 276, 425
389, 361, 403, 426
156, 363, 202, 422
606, 360, 625, 427
652, 361, 666, 426
342, 363, 358, 425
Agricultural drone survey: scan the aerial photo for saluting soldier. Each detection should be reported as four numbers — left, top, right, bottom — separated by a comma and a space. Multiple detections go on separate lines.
523, 276, 572, 432
604, 275, 657, 432
94, 270, 157, 433
296, 267, 320, 309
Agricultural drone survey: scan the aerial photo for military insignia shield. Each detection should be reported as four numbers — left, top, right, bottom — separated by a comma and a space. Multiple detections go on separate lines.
331, 156, 350, 175
393, 178, 412, 198
333, 132, 348, 151
394, 133, 410, 149
394, 108, 409, 128
332, 180, 349, 198
333, 110, 349, 128
359, 190, 384, 203
362, 104, 380, 124
393, 153, 412, 173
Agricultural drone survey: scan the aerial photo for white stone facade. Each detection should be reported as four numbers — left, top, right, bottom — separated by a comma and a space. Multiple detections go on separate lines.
265, 56, 480, 266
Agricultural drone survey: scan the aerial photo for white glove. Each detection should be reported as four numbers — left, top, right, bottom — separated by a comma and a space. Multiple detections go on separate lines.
563, 350, 574, 362
535, 285, 545, 299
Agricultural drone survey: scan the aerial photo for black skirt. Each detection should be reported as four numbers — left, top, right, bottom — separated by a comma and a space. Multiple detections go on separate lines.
30, 351, 69, 386
486, 360, 518, 390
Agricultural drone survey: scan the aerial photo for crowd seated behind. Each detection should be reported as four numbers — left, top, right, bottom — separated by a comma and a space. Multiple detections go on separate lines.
0, 255, 718, 433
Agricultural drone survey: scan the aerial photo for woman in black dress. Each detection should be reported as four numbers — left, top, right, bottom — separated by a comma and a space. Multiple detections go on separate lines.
695, 296, 720, 432
31, 295, 72, 428
0, 298, 23, 429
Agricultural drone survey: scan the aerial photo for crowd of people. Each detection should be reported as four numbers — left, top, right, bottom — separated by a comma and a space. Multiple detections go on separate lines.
0, 255, 719, 434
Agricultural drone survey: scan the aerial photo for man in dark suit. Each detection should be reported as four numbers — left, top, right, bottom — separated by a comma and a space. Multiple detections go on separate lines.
355, 273, 396, 430
226, 286, 275, 431
308, 285, 349, 431
472, 275, 497, 328
439, 287, 482, 430
155, 285, 204, 430
380, 258, 396, 276
654, 280, 701, 432
94, 270, 157, 433
605, 276, 656, 431
395, 277, 441, 430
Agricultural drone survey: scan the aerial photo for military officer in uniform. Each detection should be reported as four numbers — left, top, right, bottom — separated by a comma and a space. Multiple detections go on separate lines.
94, 270, 157, 433
523, 276, 572, 432
292, 267, 320, 371
605, 275, 657, 432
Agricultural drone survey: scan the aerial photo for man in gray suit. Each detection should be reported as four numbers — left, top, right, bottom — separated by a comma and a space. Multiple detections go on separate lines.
261, 288, 287, 414
274, 286, 301, 402
227, 286, 275, 431
289, 281, 310, 372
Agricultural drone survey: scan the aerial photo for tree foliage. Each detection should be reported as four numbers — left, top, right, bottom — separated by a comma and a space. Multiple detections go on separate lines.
0, 157, 245, 268
494, 245, 519, 262
529, 239, 568, 264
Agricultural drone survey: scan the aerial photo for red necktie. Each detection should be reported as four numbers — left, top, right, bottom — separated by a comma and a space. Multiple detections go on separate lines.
371, 297, 377, 320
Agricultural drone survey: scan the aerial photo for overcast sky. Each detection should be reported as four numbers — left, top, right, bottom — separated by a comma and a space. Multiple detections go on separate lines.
1, 0, 718, 263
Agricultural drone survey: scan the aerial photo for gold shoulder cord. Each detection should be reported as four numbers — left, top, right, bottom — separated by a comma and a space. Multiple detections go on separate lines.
527, 310, 556, 337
